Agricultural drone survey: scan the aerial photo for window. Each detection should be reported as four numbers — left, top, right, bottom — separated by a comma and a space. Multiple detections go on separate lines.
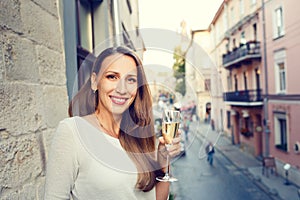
274, 112, 288, 152
226, 42, 229, 53
254, 68, 261, 99
239, 112, 253, 137
278, 63, 286, 92
234, 74, 238, 91
227, 111, 231, 129
243, 71, 248, 91
78, 0, 93, 51
245, 116, 253, 133
273, 7, 284, 38
240, 31, 246, 45
274, 50, 286, 94
227, 71, 232, 91
233, 38, 236, 49
76, 0, 105, 88
253, 23, 257, 41
205, 79, 211, 91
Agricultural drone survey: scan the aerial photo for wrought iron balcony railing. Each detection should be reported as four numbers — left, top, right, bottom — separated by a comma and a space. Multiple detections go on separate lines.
223, 89, 263, 104
222, 41, 261, 68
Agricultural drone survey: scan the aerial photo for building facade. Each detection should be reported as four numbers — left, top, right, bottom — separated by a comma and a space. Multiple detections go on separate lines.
209, 0, 300, 185
0, 0, 142, 199
263, 0, 300, 184
186, 30, 213, 123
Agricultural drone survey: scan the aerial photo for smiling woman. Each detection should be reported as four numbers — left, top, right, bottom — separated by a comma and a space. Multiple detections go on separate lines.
92, 53, 138, 118
44, 46, 182, 200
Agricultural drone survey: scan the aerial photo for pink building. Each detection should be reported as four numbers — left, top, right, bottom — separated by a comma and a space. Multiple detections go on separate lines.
209, 0, 300, 184
263, 0, 300, 183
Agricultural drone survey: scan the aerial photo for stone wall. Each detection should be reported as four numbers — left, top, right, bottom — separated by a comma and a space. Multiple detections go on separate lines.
0, 0, 68, 199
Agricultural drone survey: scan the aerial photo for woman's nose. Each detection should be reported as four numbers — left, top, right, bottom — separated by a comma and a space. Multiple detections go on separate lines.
115, 78, 126, 94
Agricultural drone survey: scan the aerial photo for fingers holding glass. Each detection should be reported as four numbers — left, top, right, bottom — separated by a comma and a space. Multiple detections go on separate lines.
156, 109, 180, 182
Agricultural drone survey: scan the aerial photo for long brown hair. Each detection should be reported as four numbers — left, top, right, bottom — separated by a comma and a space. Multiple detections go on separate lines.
69, 46, 161, 191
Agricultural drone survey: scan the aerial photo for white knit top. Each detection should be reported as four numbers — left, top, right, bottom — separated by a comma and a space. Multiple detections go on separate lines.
44, 117, 155, 200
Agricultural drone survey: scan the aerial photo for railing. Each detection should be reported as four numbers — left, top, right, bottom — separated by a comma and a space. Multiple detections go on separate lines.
223, 89, 263, 103
222, 41, 261, 67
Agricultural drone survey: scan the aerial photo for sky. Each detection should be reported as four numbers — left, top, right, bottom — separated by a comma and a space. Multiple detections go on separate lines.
137, 0, 223, 72
137, 0, 224, 102
138, 0, 223, 31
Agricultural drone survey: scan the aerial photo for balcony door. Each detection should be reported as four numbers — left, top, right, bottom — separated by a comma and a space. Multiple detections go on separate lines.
243, 72, 248, 91
234, 74, 238, 91
255, 68, 261, 99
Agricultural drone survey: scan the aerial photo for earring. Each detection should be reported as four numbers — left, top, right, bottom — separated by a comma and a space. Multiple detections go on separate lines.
92, 89, 97, 93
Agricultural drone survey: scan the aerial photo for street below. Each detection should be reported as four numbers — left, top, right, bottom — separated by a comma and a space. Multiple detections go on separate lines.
169, 125, 273, 200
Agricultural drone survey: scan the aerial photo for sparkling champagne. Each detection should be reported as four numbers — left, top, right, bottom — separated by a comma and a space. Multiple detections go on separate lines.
162, 122, 179, 144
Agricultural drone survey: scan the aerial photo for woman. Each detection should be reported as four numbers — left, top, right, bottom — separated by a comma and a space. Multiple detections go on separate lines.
44, 46, 181, 199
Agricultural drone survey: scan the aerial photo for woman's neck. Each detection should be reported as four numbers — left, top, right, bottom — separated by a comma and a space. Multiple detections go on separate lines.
94, 109, 121, 138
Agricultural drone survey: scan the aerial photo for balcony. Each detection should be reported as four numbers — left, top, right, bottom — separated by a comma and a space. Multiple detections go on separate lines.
222, 41, 261, 69
223, 89, 263, 106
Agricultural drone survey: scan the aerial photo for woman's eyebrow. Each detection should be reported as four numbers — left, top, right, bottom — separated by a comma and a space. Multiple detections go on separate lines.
127, 73, 137, 76
105, 70, 137, 76
104, 71, 118, 74
104, 71, 138, 77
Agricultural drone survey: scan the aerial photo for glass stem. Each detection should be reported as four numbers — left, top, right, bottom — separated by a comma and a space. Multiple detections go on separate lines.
165, 154, 170, 177
165, 144, 171, 178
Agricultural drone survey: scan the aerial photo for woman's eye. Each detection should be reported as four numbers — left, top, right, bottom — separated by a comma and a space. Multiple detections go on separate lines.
127, 77, 137, 83
106, 74, 118, 80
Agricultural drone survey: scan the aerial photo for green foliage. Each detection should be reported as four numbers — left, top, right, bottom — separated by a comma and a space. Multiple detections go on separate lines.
173, 59, 185, 79
175, 78, 186, 96
172, 46, 186, 96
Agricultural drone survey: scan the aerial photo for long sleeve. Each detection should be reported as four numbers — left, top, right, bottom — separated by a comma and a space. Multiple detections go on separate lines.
44, 119, 79, 200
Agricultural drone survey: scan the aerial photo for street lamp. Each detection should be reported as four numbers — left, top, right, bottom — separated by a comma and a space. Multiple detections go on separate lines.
283, 163, 291, 185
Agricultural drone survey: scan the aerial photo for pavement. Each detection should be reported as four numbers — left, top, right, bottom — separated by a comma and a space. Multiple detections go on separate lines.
190, 121, 300, 200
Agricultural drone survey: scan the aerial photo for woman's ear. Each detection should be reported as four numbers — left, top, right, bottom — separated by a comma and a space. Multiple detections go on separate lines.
91, 72, 98, 91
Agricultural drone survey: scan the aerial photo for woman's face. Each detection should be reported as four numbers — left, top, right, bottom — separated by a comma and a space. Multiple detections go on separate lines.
96, 54, 138, 116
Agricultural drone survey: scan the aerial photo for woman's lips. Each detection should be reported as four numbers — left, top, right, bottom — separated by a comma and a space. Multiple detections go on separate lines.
110, 96, 128, 105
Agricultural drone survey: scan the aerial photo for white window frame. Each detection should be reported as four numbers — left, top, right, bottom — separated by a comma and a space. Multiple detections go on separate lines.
278, 62, 286, 92
274, 50, 287, 94
274, 112, 289, 152
273, 6, 285, 39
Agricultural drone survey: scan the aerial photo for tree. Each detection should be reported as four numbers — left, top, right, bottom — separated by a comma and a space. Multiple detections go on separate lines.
173, 46, 186, 96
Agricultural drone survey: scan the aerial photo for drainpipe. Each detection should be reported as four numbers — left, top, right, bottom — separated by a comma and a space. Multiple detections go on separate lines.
261, 0, 270, 157
113, 0, 121, 46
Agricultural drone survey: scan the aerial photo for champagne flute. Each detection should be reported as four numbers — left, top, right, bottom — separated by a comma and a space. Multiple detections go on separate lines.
156, 109, 180, 182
